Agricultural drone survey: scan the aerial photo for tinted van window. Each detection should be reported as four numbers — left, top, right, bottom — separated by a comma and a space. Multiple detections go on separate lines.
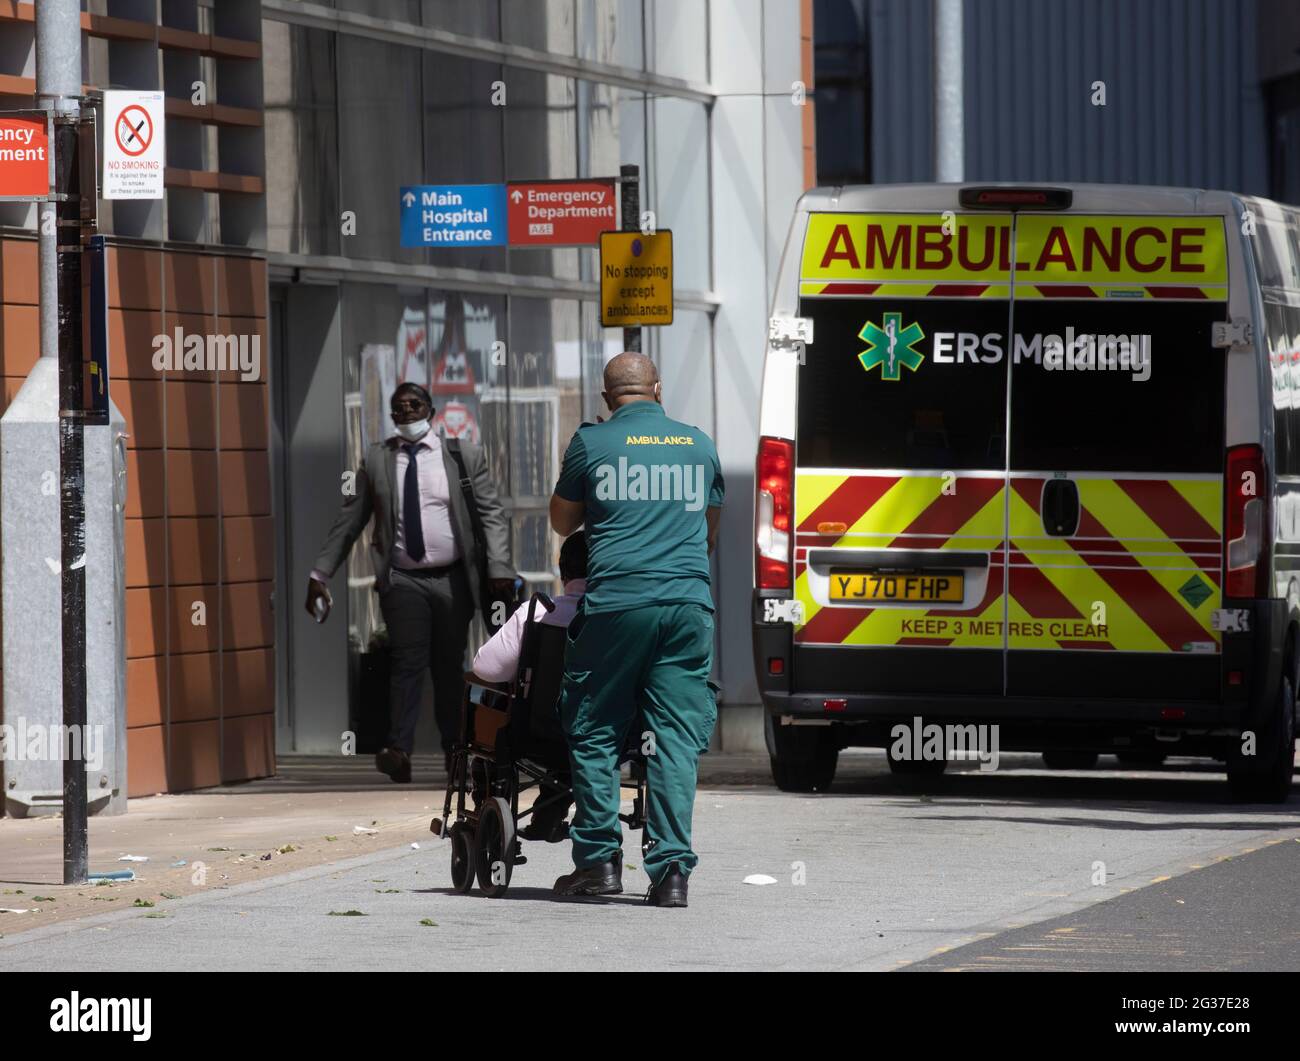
797, 298, 1008, 470
1008, 301, 1226, 473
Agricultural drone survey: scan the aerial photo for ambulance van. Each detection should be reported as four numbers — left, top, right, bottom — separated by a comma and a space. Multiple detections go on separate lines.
754, 183, 1300, 801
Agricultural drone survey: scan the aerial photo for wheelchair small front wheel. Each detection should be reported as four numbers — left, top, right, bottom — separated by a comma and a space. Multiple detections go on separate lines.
475, 797, 515, 898
449, 822, 475, 894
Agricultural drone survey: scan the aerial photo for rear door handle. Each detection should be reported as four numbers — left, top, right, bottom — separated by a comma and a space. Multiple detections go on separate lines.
1041, 479, 1079, 537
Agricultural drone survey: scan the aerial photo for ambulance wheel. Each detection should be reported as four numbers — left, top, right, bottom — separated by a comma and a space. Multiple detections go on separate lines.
1042, 751, 1098, 770
767, 717, 838, 793
1226, 675, 1296, 804
475, 797, 516, 897
449, 822, 475, 894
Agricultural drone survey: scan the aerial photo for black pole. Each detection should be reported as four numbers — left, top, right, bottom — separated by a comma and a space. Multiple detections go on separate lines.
620, 163, 641, 354
55, 113, 87, 885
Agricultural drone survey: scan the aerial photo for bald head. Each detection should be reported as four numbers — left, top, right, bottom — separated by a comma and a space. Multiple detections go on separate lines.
602, 352, 661, 411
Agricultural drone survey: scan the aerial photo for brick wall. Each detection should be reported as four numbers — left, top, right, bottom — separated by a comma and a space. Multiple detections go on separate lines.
801, 0, 817, 190
0, 236, 275, 796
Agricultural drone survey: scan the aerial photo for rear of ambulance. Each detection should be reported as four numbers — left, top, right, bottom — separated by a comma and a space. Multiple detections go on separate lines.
754, 183, 1281, 793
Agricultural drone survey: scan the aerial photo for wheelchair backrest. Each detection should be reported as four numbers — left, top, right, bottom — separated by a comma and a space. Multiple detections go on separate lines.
514, 606, 569, 746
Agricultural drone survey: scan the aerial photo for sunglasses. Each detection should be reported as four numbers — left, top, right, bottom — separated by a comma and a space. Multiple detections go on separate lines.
391, 399, 430, 413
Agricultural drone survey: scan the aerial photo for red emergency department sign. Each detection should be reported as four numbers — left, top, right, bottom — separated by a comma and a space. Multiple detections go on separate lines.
507, 179, 616, 246
0, 114, 50, 200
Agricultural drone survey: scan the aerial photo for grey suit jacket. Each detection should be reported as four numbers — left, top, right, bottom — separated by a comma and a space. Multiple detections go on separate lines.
313, 436, 517, 606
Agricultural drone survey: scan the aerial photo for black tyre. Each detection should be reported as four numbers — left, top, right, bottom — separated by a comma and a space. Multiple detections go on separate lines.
1042, 750, 1099, 769
766, 716, 838, 793
449, 822, 475, 894
474, 797, 516, 897
1227, 675, 1296, 803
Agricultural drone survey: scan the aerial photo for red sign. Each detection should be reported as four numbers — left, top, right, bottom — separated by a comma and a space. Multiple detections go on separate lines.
0, 115, 50, 199
507, 179, 617, 246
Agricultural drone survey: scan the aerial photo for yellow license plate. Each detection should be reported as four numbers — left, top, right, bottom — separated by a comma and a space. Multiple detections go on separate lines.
829, 571, 964, 603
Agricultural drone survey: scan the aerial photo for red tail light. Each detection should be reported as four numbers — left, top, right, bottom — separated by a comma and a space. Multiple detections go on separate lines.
1225, 444, 1268, 598
756, 436, 794, 590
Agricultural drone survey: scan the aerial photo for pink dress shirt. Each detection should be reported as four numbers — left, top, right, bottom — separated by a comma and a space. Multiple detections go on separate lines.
471, 579, 586, 683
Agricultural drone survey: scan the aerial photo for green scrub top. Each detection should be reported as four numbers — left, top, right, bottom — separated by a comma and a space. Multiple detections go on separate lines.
554, 400, 725, 615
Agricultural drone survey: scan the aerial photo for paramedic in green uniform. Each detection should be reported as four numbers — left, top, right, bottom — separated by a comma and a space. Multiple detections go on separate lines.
549, 352, 724, 907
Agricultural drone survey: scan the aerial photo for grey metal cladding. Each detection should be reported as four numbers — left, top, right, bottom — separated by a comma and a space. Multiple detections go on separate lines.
868, 0, 1269, 195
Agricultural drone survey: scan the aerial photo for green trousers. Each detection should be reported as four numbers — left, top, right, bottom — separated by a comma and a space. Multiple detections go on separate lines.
558, 601, 717, 885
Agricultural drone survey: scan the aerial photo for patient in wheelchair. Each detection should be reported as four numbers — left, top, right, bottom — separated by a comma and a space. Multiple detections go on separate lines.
472, 532, 587, 683
470, 532, 586, 841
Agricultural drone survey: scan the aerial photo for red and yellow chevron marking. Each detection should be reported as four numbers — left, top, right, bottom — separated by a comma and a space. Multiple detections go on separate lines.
792, 470, 1223, 653
797, 281, 1227, 300
1008, 476, 1222, 653
1016, 283, 1228, 301
793, 472, 1005, 648
798, 281, 1011, 299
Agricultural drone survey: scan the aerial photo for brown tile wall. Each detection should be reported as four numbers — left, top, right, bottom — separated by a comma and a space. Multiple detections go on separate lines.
801, 0, 817, 190
0, 236, 275, 798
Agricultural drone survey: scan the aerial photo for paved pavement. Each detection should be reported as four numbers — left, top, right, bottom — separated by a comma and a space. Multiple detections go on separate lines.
3, 751, 1299, 971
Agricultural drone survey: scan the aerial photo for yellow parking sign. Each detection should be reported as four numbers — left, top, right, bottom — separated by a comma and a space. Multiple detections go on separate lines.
600, 230, 673, 327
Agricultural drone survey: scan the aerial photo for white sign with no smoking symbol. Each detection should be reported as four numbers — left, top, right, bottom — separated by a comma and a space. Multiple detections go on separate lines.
103, 91, 165, 200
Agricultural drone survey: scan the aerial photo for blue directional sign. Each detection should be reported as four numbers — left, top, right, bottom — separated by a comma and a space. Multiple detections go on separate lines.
400, 183, 507, 247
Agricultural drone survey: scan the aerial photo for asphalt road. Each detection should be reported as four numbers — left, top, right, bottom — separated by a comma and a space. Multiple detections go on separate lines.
3, 751, 1300, 971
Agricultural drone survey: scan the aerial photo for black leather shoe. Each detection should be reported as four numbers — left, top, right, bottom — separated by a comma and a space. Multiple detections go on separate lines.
520, 796, 574, 843
376, 747, 411, 784
520, 817, 570, 843
646, 864, 688, 907
552, 859, 623, 897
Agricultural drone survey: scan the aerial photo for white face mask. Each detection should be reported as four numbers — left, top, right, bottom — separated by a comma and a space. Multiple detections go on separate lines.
396, 418, 431, 442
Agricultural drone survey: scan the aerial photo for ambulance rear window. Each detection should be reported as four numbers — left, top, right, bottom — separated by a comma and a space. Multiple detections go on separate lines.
796, 297, 1226, 475
797, 298, 1008, 471
1009, 301, 1225, 473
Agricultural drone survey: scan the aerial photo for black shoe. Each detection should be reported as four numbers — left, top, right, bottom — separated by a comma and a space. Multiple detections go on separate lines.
552, 860, 623, 897
646, 864, 688, 908
520, 796, 574, 843
520, 817, 570, 843
376, 747, 411, 784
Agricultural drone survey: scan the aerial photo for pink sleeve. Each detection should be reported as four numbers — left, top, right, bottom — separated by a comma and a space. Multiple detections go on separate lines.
471, 605, 529, 683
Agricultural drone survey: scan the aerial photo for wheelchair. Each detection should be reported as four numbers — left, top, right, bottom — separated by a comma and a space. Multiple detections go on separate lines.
431, 591, 649, 898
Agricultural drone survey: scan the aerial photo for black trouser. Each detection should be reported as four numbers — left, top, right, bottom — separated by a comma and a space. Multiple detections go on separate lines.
379, 565, 475, 756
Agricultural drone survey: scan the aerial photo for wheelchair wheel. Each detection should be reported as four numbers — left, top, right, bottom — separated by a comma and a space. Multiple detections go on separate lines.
475, 797, 515, 898
449, 822, 475, 895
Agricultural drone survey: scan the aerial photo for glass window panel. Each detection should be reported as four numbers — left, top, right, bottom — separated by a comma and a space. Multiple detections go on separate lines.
421, 51, 508, 271
428, 289, 509, 654
422, 0, 501, 36
337, 0, 421, 19
651, 96, 709, 292
656, 308, 713, 436
506, 72, 579, 280
580, 79, 644, 179
507, 296, 582, 587
262, 22, 340, 256
428, 290, 507, 466
577, 0, 644, 68
337, 36, 425, 264
576, 79, 646, 282
645, 0, 707, 82
580, 301, 624, 424
502, 0, 576, 55
340, 282, 430, 702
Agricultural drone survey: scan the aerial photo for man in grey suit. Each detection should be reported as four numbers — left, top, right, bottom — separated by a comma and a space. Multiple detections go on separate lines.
305, 382, 517, 782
